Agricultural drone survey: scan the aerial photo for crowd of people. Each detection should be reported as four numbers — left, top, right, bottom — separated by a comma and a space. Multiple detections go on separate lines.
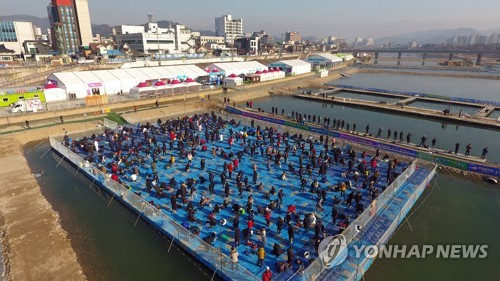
262, 105, 490, 160
66, 111, 405, 280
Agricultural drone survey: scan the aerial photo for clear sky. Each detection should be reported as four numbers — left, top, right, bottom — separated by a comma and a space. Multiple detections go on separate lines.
1, 0, 499, 39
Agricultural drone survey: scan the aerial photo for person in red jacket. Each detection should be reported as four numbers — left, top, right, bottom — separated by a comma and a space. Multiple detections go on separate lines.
228, 163, 234, 178
262, 266, 272, 281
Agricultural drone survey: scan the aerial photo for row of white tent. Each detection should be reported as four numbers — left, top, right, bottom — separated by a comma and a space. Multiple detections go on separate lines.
45, 65, 209, 101
43, 55, 346, 101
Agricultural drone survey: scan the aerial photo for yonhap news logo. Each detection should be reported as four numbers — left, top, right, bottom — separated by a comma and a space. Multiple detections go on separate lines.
318, 234, 348, 269
353, 244, 488, 259
318, 234, 488, 269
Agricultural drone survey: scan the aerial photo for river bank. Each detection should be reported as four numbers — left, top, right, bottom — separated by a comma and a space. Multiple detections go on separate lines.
0, 123, 89, 281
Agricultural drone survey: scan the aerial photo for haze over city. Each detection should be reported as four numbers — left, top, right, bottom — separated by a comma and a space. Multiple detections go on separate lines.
1, 0, 499, 39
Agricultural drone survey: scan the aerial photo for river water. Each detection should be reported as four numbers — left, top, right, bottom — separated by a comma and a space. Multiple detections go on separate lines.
24, 71, 500, 281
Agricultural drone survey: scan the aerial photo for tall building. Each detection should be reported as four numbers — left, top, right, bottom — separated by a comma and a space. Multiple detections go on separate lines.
0, 21, 37, 54
285, 31, 301, 42
215, 14, 243, 44
74, 0, 93, 46
47, 0, 93, 54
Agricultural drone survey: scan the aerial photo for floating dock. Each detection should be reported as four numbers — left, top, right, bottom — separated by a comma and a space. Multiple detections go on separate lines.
50, 113, 438, 281
295, 93, 500, 130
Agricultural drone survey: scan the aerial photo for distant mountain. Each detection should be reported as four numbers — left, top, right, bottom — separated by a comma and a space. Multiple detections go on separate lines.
376, 28, 481, 44
302, 35, 320, 42
92, 24, 113, 37
196, 30, 216, 36
0, 14, 115, 36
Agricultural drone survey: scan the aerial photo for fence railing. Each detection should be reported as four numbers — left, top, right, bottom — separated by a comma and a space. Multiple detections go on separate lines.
49, 135, 259, 281
103, 118, 118, 130
300, 160, 417, 281
349, 162, 437, 281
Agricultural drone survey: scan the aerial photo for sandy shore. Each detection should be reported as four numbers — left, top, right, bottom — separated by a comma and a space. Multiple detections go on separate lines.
0, 122, 90, 281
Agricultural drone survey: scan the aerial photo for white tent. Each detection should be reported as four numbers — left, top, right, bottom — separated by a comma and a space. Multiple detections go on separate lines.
91, 70, 122, 95
183, 78, 202, 92
43, 87, 67, 102
47, 64, 208, 100
306, 53, 343, 67
224, 77, 243, 87
130, 82, 156, 99
269, 59, 311, 75
47, 72, 87, 99
138, 67, 164, 80
272, 69, 286, 80
255, 70, 274, 82
206, 61, 267, 76
73, 71, 105, 96
107, 69, 139, 93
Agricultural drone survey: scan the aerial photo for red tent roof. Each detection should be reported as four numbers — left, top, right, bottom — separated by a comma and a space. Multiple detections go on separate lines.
228, 73, 238, 78
155, 80, 166, 86
185, 78, 195, 83
137, 82, 148, 88
170, 79, 181, 85
262, 69, 268, 73
255, 70, 262, 74
211, 69, 219, 73
44, 81, 58, 89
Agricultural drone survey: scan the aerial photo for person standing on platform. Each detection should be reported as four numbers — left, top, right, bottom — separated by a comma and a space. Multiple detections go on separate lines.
365, 124, 370, 135
257, 246, 266, 267
481, 147, 488, 159
406, 132, 412, 144
288, 223, 295, 243
230, 247, 239, 270
419, 135, 427, 147
431, 138, 437, 148
262, 266, 272, 281
465, 143, 472, 156
455, 142, 460, 154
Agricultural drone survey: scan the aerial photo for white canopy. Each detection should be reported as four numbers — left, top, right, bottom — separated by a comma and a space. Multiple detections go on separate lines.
47, 72, 87, 98
206, 61, 267, 76
269, 59, 312, 75
47, 64, 208, 97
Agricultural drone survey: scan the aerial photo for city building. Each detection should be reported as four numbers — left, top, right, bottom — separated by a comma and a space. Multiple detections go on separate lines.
74, 0, 93, 46
114, 21, 199, 55
196, 36, 225, 47
215, 14, 243, 44
353, 37, 374, 47
47, 0, 94, 54
0, 21, 37, 54
235, 37, 259, 55
0, 44, 16, 63
285, 31, 301, 42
